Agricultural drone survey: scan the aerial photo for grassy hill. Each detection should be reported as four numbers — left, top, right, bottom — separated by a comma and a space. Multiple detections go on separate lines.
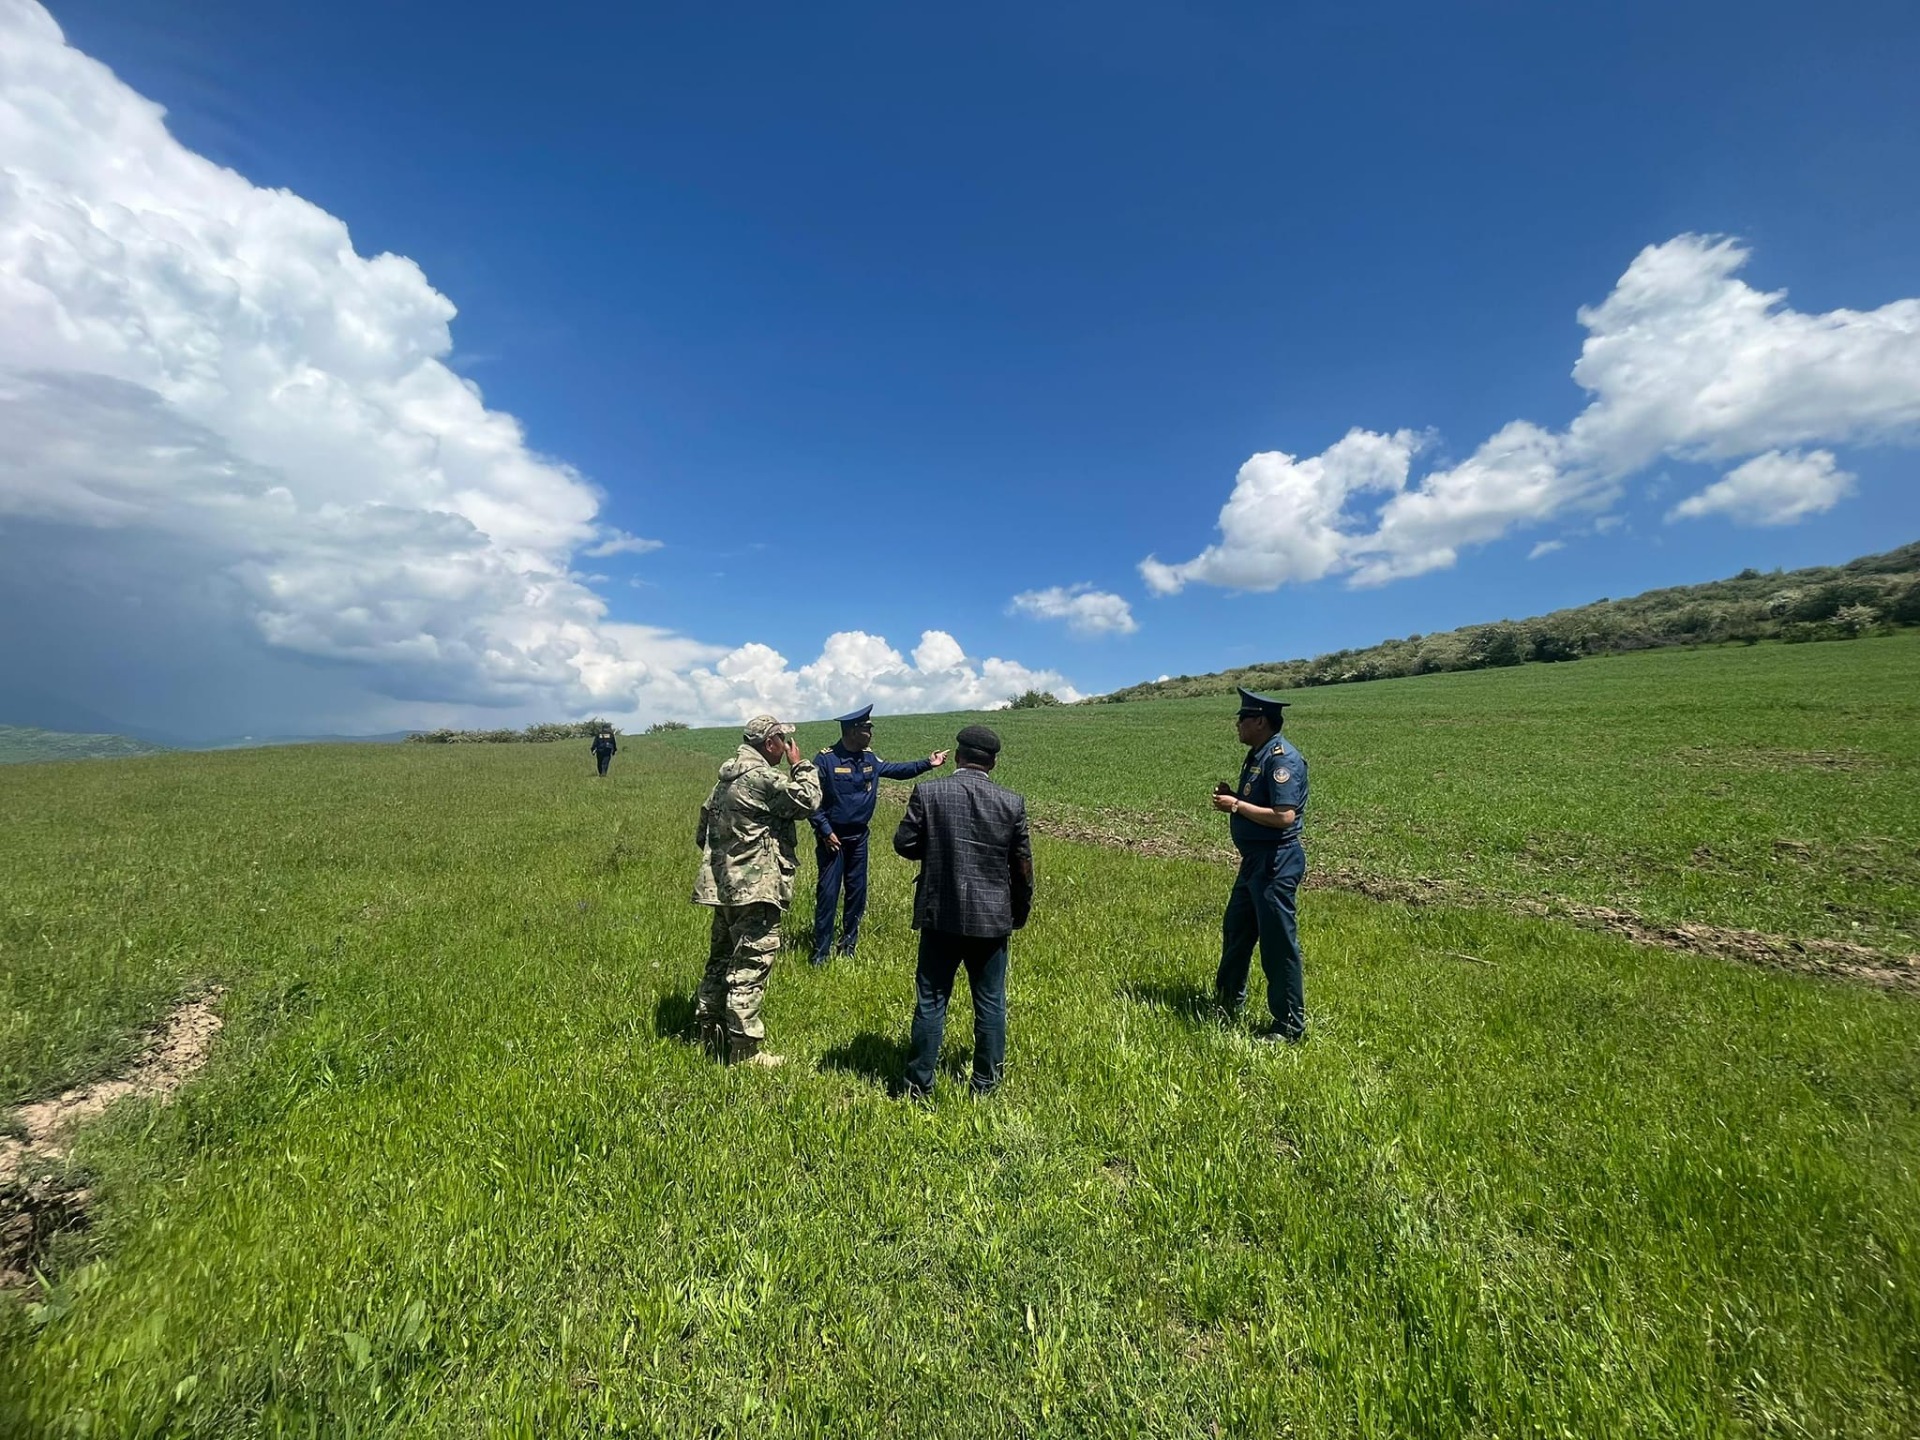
0, 726, 168, 765
2, 639, 1917, 1436
1101, 539, 1920, 703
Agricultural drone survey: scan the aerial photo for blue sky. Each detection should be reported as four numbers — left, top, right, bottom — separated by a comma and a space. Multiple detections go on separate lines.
2, 0, 1917, 736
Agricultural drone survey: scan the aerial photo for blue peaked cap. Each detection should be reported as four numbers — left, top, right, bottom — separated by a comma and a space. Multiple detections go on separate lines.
1236, 687, 1290, 722
835, 704, 875, 728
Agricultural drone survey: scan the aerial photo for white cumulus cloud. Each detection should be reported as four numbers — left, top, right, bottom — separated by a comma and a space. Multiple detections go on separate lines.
1144, 234, 1920, 593
1667, 449, 1856, 527
1348, 421, 1574, 586
582, 529, 664, 558
1568, 237, 1920, 471
1141, 428, 1419, 594
675, 630, 1080, 723
1009, 583, 1138, 636
0, 1, 1073, 732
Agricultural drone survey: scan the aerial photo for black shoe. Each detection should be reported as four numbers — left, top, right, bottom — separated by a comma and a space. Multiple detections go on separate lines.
1252, 1023, 1304, 1044
808, 952, 830, 967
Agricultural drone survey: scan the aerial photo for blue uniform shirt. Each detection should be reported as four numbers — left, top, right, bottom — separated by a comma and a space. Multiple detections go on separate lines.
810, 742, 934, 837
1229, 733, 1307, 851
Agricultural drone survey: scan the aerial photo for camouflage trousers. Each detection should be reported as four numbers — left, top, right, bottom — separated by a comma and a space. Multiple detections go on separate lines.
696, 902, 783, 1042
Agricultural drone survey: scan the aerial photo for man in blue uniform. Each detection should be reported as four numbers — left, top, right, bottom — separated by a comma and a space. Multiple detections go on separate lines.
809, 705, 949, 964
1210, 687, 1310, 1041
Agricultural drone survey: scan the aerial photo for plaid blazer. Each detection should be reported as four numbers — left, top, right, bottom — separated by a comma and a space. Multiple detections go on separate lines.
891, 766, 1034, 938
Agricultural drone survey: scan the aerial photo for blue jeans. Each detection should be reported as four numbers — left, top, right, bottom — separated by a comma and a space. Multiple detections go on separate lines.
1215, 842, 1306, 1038
812, 829, 869, 962
905, 930, 1009, 1095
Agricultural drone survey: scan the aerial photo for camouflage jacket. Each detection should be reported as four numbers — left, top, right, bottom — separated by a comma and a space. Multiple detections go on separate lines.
692, 745, 823, 910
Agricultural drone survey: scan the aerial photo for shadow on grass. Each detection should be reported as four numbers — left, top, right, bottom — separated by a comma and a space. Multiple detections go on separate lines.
818, 1031, 912, 1096
653, 991, 700, 1045
1117, 980, 1222, 1026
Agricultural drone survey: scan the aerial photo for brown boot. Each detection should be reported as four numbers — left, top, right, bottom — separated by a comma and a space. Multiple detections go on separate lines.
726, 1034, 785, 1068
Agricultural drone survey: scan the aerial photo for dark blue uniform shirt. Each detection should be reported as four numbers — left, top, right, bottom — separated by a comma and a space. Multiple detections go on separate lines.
1229, 734, 1307, 851
810, 742, 934, 837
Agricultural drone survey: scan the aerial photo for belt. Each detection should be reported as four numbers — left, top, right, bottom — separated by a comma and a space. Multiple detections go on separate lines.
1235, 834, 1302, 854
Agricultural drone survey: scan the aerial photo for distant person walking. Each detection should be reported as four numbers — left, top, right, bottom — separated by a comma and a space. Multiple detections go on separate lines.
808, 704, 948, 964
1211, 688, 1310, 1042
692, 715, 822, 1067
590, 726, 618, 777
892, 724, 1033, 1098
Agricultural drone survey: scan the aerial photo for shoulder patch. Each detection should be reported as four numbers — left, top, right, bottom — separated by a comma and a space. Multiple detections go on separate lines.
1271, 765, 1290, 783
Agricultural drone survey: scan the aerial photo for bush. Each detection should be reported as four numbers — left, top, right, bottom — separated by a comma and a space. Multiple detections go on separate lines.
1890, 580, 1920, 625
406, 718, 614, 744
1526, 626, 1582, 663
1466, 624, 1525, 668
1833, 604, 1880, 637
646, 721, 691, 734
1005, 690, 1062, 709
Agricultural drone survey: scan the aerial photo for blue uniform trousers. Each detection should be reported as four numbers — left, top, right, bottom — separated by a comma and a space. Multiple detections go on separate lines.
1215, 842, 1306, 1038
811, 827, 870, 962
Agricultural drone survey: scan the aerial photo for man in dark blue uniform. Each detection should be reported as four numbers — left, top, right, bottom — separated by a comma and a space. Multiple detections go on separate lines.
1210, 687, 1310, 1041
809, 705, 949, 964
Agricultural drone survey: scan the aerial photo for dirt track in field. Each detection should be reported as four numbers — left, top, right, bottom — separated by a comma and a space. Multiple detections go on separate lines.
1066, 810, 1916, 993
1, 990, 223, 1291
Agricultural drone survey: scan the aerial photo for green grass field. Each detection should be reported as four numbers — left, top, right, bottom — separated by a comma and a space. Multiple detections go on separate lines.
2, 638, 1917, 1436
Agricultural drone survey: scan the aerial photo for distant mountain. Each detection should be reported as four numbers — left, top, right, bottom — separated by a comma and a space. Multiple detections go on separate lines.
0, 684, 185, 747
0, 726, 169, 765
1100, 540, 1920, 703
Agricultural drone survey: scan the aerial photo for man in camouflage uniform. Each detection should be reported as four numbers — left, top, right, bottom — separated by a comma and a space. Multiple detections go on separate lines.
692, 714, 823, 1067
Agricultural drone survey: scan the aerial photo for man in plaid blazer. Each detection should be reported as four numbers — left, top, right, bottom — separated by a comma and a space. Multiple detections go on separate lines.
891, 723, 1034, 1097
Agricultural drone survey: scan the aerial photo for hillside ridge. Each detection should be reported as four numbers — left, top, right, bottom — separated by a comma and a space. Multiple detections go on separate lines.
1098, 540, 1920, 703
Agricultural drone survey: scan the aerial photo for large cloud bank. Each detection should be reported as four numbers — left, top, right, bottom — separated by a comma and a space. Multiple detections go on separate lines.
0, 1, 1072, 730
1144, 235, 1920, 593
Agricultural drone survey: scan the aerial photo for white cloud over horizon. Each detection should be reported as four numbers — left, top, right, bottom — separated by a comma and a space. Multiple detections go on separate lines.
1008, 583, 1138, 636
1667, 449, 1856, 527
0, 1, 1076, 732
1144, 235, 1920, 594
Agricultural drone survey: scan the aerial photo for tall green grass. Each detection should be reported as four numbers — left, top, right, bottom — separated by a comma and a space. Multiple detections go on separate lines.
1, 639, 1917, 1436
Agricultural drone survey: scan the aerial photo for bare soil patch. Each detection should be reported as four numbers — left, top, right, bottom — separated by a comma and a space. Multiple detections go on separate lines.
1, 989, 223, 1291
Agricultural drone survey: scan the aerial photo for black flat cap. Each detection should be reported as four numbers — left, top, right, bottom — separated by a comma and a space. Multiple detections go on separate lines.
955, 723, 1002, 755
